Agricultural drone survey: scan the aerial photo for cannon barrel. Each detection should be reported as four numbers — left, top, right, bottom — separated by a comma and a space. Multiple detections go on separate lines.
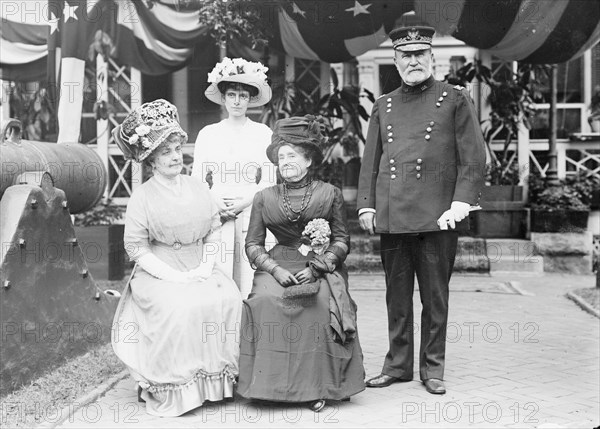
1, 119, 107, 213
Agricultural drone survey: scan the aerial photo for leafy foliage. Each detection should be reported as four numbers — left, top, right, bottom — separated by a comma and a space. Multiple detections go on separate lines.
260, 67, 373, 187
145, 0, 270, 49
8, 83, 57, 141
485, 157, 521, 186
590, 84, 600, 119
198, 1, 269, 49
261, 68, 373, 165
447, 61, 551, 185
73, 200, 125, 226
528, 170, 596, 211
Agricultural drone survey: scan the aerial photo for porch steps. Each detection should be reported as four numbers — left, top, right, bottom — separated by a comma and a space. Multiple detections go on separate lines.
486, 238, 544, 275
344, 201, 543, 274
346, 235, 491, 273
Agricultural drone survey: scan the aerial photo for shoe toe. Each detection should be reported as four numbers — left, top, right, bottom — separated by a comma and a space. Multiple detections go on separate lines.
423, 379, 446, 394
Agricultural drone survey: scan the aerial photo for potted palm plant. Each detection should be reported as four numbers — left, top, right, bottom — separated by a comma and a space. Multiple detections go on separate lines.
260, 67, 373, 202
73, 200, 126, 280
448, 61, 550, 238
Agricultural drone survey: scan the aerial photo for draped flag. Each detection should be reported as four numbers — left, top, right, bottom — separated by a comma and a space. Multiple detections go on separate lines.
104, 0, 209, 76
46, 0, 105, 142
0, 0, 48, 81
2, 0, 600, 143
3, 1, 600, 80
271, 0, 413, 63
413, 0, 600, 64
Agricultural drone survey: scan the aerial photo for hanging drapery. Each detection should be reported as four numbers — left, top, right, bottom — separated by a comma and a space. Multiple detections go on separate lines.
3, 0, 600, 80
104, 0, 209, 76
0, 0, 48, 81
0, 0, 210, 142
268, 0, 414, 63
1, 0, 599, 143
412, 0, 600, 64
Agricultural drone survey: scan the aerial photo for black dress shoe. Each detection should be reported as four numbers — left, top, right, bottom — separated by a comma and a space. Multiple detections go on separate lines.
423, 378, 446, 394
309, 399, 326, 412
365, 374, 410, 388
137, 385, 146, 403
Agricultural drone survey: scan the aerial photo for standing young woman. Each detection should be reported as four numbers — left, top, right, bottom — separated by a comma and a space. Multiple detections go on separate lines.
192, 57, 275, 299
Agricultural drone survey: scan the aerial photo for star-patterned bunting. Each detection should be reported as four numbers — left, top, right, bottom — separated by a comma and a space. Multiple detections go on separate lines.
345, 1, 371, 17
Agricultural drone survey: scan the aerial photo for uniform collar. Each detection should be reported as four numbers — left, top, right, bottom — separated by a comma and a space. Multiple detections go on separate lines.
401, 75, 435, 93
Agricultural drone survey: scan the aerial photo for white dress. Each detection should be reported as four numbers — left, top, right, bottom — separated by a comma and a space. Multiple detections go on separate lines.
192, 118, 275, 299
111, 175, 242, 417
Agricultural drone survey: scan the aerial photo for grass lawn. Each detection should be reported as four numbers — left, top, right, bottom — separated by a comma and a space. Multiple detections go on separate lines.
0, 343, 124, 428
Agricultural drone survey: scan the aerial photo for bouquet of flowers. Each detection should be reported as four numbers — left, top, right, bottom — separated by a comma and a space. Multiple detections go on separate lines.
298, 218, 331, 256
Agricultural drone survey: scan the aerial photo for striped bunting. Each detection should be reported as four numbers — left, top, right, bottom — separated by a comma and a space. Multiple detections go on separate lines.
110, 1, 208, 76
413, 0, 600, 64
273, 0, 413, 63
0, 0, 49, 81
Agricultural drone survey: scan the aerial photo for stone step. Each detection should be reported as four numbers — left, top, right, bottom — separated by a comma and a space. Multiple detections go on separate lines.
485, 238, 544, 274
489, 257, 545, 275
485, 238, 541, 258
346, 233, 546, 274
345, 253, 384, 272
346, 236, 490, 273
455, 237, 490, 273
350, 235, 380, 254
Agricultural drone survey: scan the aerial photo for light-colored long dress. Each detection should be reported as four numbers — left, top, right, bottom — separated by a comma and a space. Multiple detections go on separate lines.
111, 175, 242, 417
192, 118, 275, 299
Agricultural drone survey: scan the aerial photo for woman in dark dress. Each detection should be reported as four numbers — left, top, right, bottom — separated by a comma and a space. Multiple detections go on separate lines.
237, 115, 365, 412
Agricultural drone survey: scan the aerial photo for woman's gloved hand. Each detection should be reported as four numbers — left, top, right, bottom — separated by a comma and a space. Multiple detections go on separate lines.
271, 266, 299, 287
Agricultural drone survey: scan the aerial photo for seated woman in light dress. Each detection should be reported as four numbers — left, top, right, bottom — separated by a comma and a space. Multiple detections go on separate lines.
111, 99, 242, 417
237, 115, 365, 412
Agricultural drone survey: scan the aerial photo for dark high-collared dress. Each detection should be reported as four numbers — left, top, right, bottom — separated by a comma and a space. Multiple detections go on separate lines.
357, 75, 485, 381
237, 180, 365, 402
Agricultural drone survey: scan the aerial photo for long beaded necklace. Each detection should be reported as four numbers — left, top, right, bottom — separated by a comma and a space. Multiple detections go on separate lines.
282, 178, 313, 222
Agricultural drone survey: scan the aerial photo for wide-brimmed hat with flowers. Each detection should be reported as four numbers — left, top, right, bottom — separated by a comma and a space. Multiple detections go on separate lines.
111, 99, 187, 162
204, 57, 272, 108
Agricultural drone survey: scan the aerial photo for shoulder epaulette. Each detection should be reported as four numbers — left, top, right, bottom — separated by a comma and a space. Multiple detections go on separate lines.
453, 85, 464, 91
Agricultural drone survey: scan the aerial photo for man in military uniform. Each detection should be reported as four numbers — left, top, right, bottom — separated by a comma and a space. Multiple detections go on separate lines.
357, 25, 485, 394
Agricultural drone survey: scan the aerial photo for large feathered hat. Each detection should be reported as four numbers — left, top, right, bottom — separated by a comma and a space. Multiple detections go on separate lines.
111, 99, 187, 162
266, 115, 328, 165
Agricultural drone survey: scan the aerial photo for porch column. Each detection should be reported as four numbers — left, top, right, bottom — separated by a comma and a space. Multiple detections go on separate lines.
172, 67, 189, 132
517, 118, 529, 203
96, 54, 109, 201
357, 62, 375, 158
0, 80, 10, 125
320, 61, 330, 98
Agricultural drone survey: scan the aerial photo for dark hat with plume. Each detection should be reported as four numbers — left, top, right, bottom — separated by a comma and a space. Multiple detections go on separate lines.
266, 115, 328, 165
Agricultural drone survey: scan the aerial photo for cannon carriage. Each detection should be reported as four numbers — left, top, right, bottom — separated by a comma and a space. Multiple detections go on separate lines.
0, 119, 119, 394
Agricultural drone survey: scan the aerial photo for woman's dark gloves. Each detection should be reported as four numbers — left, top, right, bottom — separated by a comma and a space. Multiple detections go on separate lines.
309, 252, 337, 274
271, 266, 299, 287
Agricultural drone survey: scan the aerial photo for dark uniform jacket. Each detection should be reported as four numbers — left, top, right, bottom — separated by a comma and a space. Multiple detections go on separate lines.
357, 76, 486, 234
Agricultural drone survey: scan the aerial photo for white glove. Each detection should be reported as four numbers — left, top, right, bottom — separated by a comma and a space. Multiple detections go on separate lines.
137, 253, 190, 283
188, 263, 214, 282
437, 201, 471, 230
